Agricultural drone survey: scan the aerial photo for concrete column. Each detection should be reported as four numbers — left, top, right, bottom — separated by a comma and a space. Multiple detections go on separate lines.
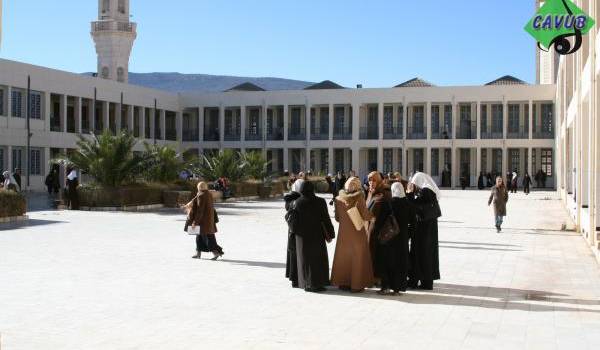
452, 103, 458, 139
283, 147, 289, 172
7, 146, 12, 173
328, 104, 334, 140
140, 107, 146, 139
6, 86, 12, 120
502, 100, 508, 139
352, 103, 360, 141
306, 147, 311, 172
115, 102, 122, 133
528, 147, 533, 175
425, 147, 431, 174
305, 104, 311, 144
402, 104, 408, 140
149, 108, 155, 140
198, 107, 204, 142
102, 101, 109, 132
426, 102, 431, 140
240, 106, 247, 142
283, 105, 289, 142
476, 101, 481, 139
476, 147, 482, 179
378, 102, 384, 141
352, 146, 360, 174
328, 147, 334, 174
377, 146, 384, 172
126, 105, 134, 135
61, 94, 68, 133
218, 104, 225, 144
90, 100, 96, 134
528, 100, 533, 139
160, 109, 166, 140
75, 97, 82, 134
451, 147, 458, 188
176, 110, 183, 142
502, 146, 508, 184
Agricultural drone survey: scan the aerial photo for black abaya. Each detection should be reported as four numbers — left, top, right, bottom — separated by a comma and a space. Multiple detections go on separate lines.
284, 191, 301, 287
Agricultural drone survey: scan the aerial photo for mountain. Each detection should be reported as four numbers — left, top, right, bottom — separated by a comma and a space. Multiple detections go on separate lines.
98, 72, 314, 93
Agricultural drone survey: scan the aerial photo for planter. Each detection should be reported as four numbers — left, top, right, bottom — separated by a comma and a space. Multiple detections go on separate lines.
79, 185, 165, 207
0, 190, 27, 218
162, 191, 192, 208
258, 185, 272, 198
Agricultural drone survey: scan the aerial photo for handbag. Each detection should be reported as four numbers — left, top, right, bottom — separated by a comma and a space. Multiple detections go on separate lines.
379, 202, 400, 244
346, 206, 365, 231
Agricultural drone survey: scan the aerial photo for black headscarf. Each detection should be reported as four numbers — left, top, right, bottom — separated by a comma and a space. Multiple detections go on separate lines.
299, 181, 316, 197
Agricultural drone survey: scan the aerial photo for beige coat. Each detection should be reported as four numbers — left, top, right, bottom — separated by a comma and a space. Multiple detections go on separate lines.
330, 190, 375, 290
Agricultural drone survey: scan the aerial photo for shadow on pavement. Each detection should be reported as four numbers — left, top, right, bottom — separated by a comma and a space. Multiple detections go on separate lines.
218, 259, 286, 269
439, 245, 522, 252
0, 219, 65, 231
440, 240, 519, 247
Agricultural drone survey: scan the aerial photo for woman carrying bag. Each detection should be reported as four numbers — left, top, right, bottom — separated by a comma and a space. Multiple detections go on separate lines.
185, 181, 224, 260
330, 177, 374, 293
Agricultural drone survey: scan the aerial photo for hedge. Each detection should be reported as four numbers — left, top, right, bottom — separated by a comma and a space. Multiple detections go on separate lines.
78, 183, 170, 207
0, 190, 27, 218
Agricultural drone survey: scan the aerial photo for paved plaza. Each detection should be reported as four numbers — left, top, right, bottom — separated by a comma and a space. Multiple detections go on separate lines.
1, 190, 600, 349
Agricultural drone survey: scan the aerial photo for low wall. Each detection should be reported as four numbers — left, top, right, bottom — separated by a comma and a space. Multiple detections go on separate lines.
0, 190, 27, 218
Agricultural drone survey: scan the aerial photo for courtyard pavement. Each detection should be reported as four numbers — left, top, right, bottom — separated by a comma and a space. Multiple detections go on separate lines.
1, 190, 600, 349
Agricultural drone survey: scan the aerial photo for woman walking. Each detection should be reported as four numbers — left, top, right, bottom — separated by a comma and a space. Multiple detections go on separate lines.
284, 179, 304, 288
330, 177, 374, 293
488, 176, 509, 232
408, 172, 441, 290
66, 167, 79, 210
523, 172, 532, 195
373, 182, 415, 294
186, 181, 224, 260
365, 171, 392, 281
291, 181, 335, 292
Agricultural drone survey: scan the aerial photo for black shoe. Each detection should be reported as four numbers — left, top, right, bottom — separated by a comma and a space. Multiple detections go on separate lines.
192, 252, 201, 259
305, 287, 326, 293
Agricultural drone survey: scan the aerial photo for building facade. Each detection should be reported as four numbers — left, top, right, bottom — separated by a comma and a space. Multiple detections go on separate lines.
552, 0, 600, 261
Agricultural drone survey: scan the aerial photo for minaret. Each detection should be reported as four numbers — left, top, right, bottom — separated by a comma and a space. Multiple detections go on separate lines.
91, 0, 136, 83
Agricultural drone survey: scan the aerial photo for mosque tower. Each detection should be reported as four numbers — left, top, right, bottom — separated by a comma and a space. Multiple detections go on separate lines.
91, 0, 137, 83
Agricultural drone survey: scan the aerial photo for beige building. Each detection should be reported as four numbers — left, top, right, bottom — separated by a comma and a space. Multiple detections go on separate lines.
552, 1, 600, 261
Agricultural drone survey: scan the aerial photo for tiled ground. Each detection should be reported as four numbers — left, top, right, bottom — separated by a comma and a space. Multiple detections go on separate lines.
1, 190, 599, 349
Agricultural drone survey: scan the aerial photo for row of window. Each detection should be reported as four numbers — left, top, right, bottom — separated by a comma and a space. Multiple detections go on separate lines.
0, 147, 43, 176
0, 90, 42, 119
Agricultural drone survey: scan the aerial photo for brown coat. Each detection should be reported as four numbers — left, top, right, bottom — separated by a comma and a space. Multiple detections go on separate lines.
187, 191, 217, 235
365, 185, 392, 278
488, 185, 508, 217
331, 190, 375, 290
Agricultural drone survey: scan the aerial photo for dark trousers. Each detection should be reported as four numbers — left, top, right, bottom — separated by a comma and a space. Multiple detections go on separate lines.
524, 185, 530, 194
196, 234, 224, 254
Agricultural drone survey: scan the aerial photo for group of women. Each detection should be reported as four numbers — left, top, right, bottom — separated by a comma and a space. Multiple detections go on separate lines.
284, 171, 442, 294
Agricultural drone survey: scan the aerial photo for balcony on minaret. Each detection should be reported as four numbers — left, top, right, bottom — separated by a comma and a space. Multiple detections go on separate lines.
91, 21, 136, 33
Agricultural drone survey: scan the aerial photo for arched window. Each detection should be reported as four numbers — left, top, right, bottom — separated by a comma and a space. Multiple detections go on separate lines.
118, 0, 126, 14
101, 67, 110, 79
117, 67, 125, 82
102, 0, 110, 13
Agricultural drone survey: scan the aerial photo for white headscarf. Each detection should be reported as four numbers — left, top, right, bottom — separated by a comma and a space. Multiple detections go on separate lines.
291, 179, 305, 193
410, 172, 441, 200
391, 182, 406, 199
3, 171, 20, 191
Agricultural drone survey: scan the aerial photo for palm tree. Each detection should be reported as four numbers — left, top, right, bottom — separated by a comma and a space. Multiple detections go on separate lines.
55, 130, 143, 187
241, 151, 271, 181
191, 149, 245, 182
142, 143, 185, 183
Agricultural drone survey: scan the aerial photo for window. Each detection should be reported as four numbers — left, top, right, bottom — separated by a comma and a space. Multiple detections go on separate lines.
491, 104, 503, 133
413, 149, 424, 172
118, 0, 126, 13
431, 105, 440, 132
320, 107, 328, 132
398, 149, 403, 174
508, 104, 520, 133
481, 149, 487, 173
383, 106, 393, 132
509, 149, 520, 173
335, 149, 344, 172
101, 67, 109, 79
102, 0, 110, 12
12, 90, 22, 117
117, 67, 125, 82
398, 106, 404, 135
481, 105, 488, 133
334, 107, 346, 132
249, 108, 260, 135
291, 107, 301, 131
30, 149, 41, 175
29, 92, 42, 119
383, 149, 393, 173
0, 89, 4, 116
541, 103, 554, 134
443, 105, 452, 133
413, 106, 424, 133
12, 148, 23, 171
492, 149, 502, 174
541, 149, 552, 176
431, 149, 440, 176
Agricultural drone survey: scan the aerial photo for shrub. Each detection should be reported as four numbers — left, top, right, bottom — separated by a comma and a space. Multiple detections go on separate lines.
241, 151, 271, 181
0, 190, 27, 218
78, 183, 167, 207
56, 130, 143, 187
142, 143, 185, 183
191, 149, 246, 182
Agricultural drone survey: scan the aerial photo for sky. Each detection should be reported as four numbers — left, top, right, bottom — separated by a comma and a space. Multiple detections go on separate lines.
0, 0, 537, 87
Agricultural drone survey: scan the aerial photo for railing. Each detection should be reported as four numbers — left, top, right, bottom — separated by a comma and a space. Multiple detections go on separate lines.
456, 121, 477, 139
431, 128, 452, 139
360, 126, 378, 140
245, 129, 262, 141
480, 130, 503, 139
182, 129, 199, 142
288, 128, 306, 141
383, 126, 403, 140
165, 129, 177, 141
203, 130, 220, 141
407, 127, 426, 140
333, 127, 352, 140
224, 130, 241, 141
507, 130, 529, 139
310, 127, 329, 140
533, 131, 554, 139
91, 21, 136, 33
267, 127, 284, 141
